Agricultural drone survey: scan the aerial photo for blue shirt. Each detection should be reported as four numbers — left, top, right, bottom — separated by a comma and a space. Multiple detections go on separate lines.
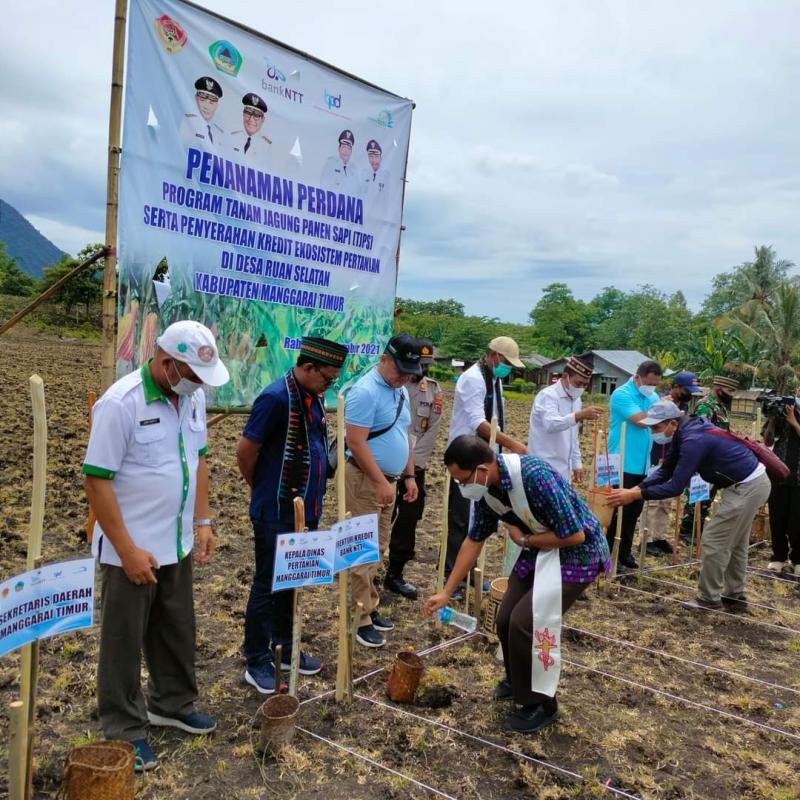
640, 416, 759, 500
609, 378, 657, 475
243, 373, 328, 524
345, 368, 411, 476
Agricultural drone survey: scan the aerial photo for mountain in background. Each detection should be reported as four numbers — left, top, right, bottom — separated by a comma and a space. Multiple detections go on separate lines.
0, 199, 67, 277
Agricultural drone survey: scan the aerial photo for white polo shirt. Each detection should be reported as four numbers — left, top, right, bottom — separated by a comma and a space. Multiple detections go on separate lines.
527, 379, 582, 481
447, 362, 502, 445
82, 364, 208, 567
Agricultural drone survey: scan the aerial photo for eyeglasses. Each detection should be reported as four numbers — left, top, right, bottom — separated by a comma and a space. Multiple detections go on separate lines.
452, 468, 478, 487
313, 365, 338, 387
243, 109, 264, 119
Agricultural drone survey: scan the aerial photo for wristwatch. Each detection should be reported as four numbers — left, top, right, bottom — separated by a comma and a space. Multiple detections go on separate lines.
194, 518, 215, 528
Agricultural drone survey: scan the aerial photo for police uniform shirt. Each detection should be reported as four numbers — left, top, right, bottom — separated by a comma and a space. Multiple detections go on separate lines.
229, 129, 272, 166
180, 112, 226, 153
320, 156, 362, 195
408, 377, 444, 469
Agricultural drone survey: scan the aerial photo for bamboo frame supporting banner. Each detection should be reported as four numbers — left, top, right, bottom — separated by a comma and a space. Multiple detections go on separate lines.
335, 394, 353, 703
436, 475, 451, 593
8, 701, 25, 800
610, 422, 626, 578
289, 497, 306, 697
85, 391, 97, 544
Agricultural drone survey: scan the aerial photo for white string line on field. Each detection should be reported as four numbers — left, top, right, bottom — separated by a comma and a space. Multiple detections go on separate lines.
299, 631, 477, 707
633, 574, 800, 619
612, 582, 800, 636
748, 567, 800, 585
564, 658, 800, 743
563, 624, 800, 697
354, 693, 643, 800
296, 725, 460, 800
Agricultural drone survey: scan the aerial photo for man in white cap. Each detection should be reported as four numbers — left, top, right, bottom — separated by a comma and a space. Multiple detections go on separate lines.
444, 336, 528, 597
82, 320, 229, 771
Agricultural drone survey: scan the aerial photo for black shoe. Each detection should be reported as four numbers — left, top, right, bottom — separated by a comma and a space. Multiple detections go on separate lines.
721, 595, 749, 613
370, 610, 394, 631
653, 539, 673, 554
504, 702, 560, 733
685, 597, 723, 611
645, 543, 662, 557
383, 573, 418, 600
356, 624, 385, 648
619, 554, 638, 570
493, 679, 513, 701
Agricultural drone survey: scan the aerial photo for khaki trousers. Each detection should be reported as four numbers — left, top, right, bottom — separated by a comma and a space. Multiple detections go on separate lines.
642, 498, 672, 543
697, 472, 771, 602
344, 460, 396, 627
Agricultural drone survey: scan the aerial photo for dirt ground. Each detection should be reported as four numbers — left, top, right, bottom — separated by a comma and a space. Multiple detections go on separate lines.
1, 328, 799, 800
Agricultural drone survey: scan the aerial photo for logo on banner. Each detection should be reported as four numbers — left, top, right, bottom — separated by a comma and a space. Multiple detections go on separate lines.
534, 627, 558, 670
265, 61, 287, 82
209, 40, 243, 76
154, 15, 187, 54
325, 90, 342, 110
261, 59, 303, 103
369, 110, 394, 129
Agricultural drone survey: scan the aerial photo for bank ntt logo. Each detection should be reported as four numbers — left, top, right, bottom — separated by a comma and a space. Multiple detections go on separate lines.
261, 58, 304, 104
209, 40, 243, 76
264, 61, 287, 82
369, 109, 394, 129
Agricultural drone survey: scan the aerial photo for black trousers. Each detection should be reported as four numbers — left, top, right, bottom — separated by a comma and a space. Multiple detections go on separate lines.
388, 467, 427, 569
444, 477, 471, 577
768, 484, 800, 564
607, 472, 645, 558
496, 565, 587, 707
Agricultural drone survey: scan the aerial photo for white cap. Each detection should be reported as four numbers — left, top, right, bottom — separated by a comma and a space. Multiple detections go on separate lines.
488, 336, 524, 368
157, 320, 230, 387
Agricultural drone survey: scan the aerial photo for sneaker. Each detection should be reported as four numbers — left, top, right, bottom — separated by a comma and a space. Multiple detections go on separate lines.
493, 678, 513, 701
146, 709, 216, 735
356, 624, 385, 648
504, 702, 560, 733
132, 738, 157, 772
685, 597, 723, 611
767, 561, 786, 573
244, 663, 281, 695
370, 610, 394, 631
280, 651, 323, 676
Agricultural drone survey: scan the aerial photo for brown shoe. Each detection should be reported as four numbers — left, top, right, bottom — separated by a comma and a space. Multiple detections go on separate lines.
685, 597, 723, 611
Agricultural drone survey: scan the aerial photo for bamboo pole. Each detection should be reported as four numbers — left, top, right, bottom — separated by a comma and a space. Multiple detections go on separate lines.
473, 416, 499, 616
610, 422, 626, 578
85, 391, 97, 544
638, 504, 648, 576
19, 377, 46, 800
334, 394, 352, 703
0, 248, 109, 337
435, 475, 450, 593
8, 701, 25, 800
101, 0, 127, 391
289, 497, 306, 697
694, 500, 703, 560
671, 494, 685, 566
590, 418, 599, 490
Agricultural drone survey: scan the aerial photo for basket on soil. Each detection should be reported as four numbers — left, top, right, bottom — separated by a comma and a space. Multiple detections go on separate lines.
587, 486, 614, 529
481, 576, 508, 638
61, 740, 135, 800
386, 650, 424, 703
258, 694, 300, 753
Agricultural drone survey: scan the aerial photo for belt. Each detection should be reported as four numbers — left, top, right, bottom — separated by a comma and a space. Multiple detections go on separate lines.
347, 456, 400, 482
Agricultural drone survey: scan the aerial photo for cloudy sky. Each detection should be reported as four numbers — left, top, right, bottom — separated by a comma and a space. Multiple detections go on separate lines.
3, 1, 799, 322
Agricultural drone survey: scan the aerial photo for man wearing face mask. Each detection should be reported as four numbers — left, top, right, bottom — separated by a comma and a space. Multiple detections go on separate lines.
606, 359, 663, 569
695, 376, 738, 431
237, 336, 348, 693
345, 335, 421, 648
444, 337, 528, 596
527, 356, 602, 482
607, 400, 771, 610
384, 340, 443, 600
83, 321, 229, 770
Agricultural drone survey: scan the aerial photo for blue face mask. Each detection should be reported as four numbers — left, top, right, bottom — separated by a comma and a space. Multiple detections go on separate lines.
652, 431, 673, 445
493, 362, 512, 379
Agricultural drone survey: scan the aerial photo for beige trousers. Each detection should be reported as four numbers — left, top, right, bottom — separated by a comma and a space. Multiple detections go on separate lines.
642, 498, 672, 543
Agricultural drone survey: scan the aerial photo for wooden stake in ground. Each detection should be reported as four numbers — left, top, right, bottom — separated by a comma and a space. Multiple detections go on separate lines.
694, 500, 703, 560
334, 394, 353, 703
289, 497, 306, 697
671, 493, 685, 566
85, 392, 97, 544
474, 416, 499, 617
610, 422, 627, 579
8, 701, 25, 800
435, 474, 450, 593
638, 503, 649, 577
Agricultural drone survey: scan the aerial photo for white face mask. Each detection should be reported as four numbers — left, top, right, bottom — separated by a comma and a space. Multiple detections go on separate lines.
638, 383, 656, 398
652, 431, 672, 445
565, 379, 585, 399
167, 360, 202, 396
458, 466, 490, 501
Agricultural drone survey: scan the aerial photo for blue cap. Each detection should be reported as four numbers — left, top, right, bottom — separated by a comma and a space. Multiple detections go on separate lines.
672, 370, 702, 395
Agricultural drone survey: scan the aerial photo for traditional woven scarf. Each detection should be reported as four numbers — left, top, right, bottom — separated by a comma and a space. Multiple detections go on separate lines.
278, 370, 322, 510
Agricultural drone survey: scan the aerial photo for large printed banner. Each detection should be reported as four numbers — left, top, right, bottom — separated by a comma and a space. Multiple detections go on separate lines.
118, 0, 413, 405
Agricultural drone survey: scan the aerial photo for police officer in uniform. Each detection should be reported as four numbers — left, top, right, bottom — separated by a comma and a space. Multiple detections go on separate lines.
320, 130, 361, 195
384, 340, 443, 599
229, 93, 272, 166
361, 139, 391, 203
180, 77, 226, 153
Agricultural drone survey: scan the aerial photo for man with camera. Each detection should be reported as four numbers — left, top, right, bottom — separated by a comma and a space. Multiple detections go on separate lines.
762, 395, 800, 577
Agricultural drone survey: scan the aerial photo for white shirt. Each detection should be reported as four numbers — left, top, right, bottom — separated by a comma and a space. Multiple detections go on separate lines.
320, 156, 361, 195
527, 379, 582, 480
82, 365, 208, 567
180, 113, 226, 154
447, 362, 502, 445
229, 129, 272, 167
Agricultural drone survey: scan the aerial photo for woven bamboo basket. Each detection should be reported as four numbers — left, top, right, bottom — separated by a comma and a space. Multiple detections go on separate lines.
61, 740, 135, 800
481, 576, 508, 638
386, 651, 424, 703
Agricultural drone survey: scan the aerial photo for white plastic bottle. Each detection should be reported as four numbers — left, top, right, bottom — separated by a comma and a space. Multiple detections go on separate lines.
436, 606, 477, 633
